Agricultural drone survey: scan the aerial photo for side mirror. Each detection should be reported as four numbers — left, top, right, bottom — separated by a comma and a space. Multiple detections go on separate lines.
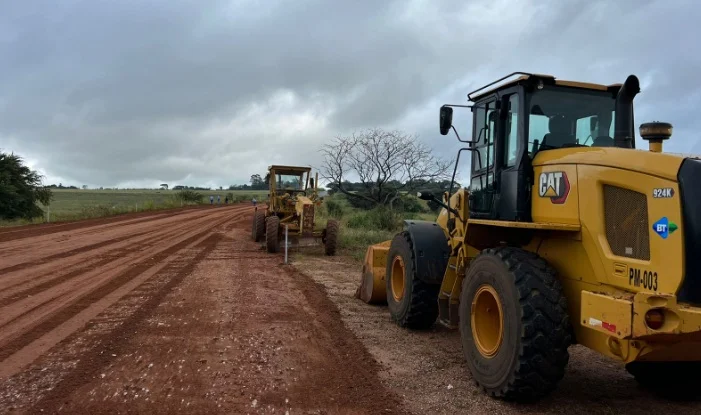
439, 106, 453, 135
417, 191, 434, 201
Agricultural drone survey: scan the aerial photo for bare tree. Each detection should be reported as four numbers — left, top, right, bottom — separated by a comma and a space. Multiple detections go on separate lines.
321, 128, 453, 208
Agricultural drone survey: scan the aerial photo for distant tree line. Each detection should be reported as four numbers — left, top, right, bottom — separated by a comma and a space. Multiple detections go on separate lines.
46, 183, 79, 189
40, 172, 272, 193
172, 185, 213, 191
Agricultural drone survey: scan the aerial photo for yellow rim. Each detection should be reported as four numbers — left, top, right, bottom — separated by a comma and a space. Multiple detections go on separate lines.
390, 256, 405, 302
471, 284, 504, 358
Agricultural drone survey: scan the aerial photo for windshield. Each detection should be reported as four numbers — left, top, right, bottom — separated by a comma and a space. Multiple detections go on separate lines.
276, 173, 304, 190
527, 87, 617, 156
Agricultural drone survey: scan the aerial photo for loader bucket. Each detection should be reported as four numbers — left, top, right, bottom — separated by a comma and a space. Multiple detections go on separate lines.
355, 240, 392, 304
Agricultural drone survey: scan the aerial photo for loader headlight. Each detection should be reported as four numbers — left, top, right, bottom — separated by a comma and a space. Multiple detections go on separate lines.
644, 309, 665, 330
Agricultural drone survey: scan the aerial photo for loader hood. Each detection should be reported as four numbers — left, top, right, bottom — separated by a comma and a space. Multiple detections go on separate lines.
533, 146, 689, 181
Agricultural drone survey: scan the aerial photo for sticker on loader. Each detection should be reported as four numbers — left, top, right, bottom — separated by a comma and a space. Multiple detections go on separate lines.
538, 171, 570, 204
653, 216, 678, 239
588, 317, 617, 334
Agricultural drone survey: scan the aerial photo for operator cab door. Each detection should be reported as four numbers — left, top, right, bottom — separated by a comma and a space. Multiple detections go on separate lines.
469, 98, 498, 218
496, 91, 531, 221
469, 90, 529, 221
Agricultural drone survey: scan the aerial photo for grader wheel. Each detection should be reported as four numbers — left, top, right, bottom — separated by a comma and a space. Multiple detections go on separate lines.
266, 216, 280, 253
385, 231, 439, 329
459, 247, 571, 402
324, 219, 339, 256
252, 210, 266, 242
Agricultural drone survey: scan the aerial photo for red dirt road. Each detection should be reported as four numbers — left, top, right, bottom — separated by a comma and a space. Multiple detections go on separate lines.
0, 206, 402, 414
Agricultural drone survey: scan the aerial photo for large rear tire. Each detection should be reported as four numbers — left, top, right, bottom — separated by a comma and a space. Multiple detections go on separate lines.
324, 219, 339, 256
459, 247, 571, 402
385, 231, 439, 329
266, 216, 280, 253
252, 210, 266, 242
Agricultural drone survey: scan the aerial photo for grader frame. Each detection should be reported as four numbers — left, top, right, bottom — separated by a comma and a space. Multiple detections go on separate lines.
251, 165, 338, 256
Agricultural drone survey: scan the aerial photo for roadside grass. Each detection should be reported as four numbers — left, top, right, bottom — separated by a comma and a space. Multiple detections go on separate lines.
0, 189, 269, 228
316, 194, 438, 260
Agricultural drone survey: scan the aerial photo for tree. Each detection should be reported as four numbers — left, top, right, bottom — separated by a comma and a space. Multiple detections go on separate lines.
250, 174, 265, 190
321, 128, 453, 209
0, 152, 53, 220
82, 185, 88, 190
160, 183, 168, 190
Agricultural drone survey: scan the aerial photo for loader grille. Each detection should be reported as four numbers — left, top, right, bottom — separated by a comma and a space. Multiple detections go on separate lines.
603, 185, 650, 260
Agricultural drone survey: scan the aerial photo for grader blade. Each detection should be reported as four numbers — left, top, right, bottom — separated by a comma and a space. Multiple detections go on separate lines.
355, 240, 391, 304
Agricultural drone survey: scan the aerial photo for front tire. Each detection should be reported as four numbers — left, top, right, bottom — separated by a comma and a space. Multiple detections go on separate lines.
252, 210, 266, 242
266, 216, 280, 253
324, 219, 339, 256
385, 231, 439, 329
459, 247, 570, 402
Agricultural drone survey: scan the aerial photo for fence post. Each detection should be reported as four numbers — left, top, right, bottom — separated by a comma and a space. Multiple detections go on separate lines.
284, 225, 289, 264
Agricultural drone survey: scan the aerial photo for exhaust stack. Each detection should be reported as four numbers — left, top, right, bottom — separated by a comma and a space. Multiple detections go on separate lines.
614, 75, 641, 148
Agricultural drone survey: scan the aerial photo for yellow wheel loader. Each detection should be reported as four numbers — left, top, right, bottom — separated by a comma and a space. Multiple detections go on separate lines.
357, 72, 701, 401
251, 165, 338, 255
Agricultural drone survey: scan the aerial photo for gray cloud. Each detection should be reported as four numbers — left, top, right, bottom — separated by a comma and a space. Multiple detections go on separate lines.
0, 0, 699, 188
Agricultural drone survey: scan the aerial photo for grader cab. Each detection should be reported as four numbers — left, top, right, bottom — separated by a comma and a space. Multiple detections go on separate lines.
251, 165, 338, 255
358, 72, 701, 401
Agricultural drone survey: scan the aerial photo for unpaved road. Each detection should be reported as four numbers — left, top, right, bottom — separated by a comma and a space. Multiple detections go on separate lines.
0, 205, 402, 414
3, 205, 699, 415
296, 255, 701, 415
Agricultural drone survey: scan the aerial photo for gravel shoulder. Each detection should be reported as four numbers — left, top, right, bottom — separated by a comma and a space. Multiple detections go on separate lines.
293, 253, 701, 415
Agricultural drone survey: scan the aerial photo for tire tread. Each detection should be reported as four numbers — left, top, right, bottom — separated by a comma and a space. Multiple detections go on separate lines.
390, 231, 439, 330
324, 220, 339, 256
467, 246, 571, 401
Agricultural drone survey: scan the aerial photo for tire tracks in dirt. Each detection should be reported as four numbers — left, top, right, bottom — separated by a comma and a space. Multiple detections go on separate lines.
0, 208, 240, 301
0, 207, 405, 415
0, 206, 217, 243
0, 206, 247, 381
28, 233, 224, 413
0, 207, 232, 268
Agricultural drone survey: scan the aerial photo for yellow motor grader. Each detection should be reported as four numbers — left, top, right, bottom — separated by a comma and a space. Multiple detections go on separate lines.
251, 165, 338, 255
358, 72, 701, 401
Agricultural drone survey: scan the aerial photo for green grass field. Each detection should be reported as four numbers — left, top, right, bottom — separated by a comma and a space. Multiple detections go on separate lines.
0, 189, 269, 227
45, 189, 267, 215
314, 194, 438, 259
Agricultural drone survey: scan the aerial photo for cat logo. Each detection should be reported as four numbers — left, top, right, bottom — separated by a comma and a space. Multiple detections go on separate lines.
538, 171, 570, 204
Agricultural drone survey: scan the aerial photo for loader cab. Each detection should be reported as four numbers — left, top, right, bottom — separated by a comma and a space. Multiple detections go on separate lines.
443, 72, 636, 222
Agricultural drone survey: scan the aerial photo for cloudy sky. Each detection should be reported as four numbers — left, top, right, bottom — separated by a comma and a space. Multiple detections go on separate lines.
1, 0, 699, 189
